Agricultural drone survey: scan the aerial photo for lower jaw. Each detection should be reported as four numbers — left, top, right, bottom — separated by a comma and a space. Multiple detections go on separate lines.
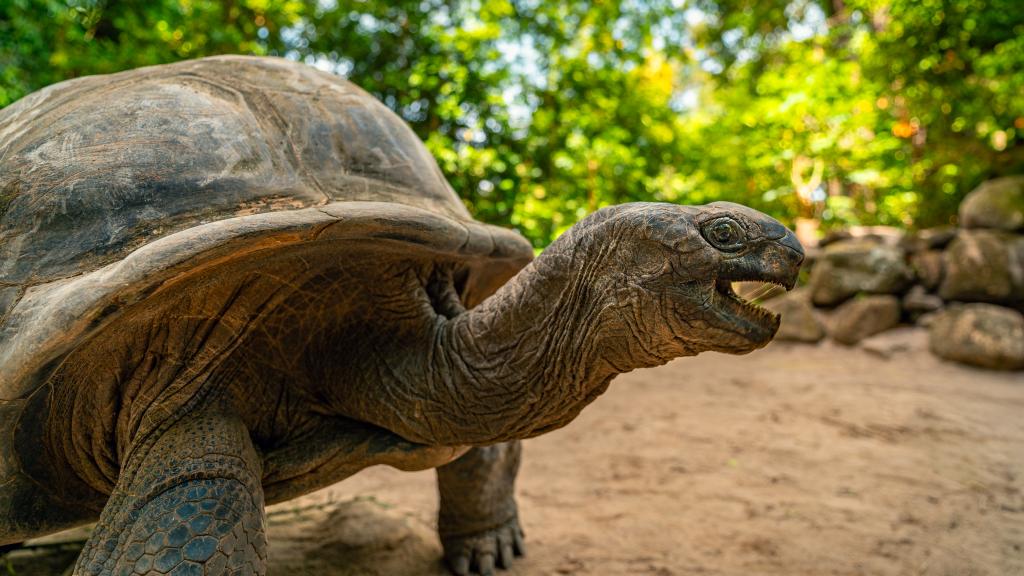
714, 291, 781, 337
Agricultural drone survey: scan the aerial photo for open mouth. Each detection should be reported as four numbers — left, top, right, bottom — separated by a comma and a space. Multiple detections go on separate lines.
714, 278, 787, 326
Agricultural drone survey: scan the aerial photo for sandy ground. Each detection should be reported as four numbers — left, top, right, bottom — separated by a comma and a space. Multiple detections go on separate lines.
7, 330, 1024, 575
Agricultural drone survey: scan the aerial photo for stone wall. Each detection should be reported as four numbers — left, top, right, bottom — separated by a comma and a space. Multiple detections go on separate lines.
766, 175, 1024, 371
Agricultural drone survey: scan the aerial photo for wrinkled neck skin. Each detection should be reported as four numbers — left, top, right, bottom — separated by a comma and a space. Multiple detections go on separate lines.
420, 227, 690, 446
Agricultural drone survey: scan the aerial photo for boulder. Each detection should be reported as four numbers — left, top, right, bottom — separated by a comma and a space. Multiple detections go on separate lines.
959, 176, 1024, 232
764, 290, 826, 343
860, 327, 928, 359
829, 295, 902, 345
909, 249, 945, 291
808, 239, 914, 306
939, 230, 1024, 307
820, 226, 905, 247
916, 310, 941, 328
928, 304, 1024, 370
901, 226, 957, 253
902, 285, 944, 318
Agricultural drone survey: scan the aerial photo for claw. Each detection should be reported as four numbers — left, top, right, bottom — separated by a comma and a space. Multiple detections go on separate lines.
513, 528, 526, 557
499, 542, 514, 569
477, 552, 496, 576
450, 555, 470, 576
441, 517, 525, 574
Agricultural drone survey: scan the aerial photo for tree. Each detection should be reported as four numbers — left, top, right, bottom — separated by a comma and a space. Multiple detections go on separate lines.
687, 0, 1024, 228
2, 0, 1021, 244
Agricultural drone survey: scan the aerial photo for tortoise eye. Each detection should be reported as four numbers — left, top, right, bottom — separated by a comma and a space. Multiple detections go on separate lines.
701, 217, 746, 251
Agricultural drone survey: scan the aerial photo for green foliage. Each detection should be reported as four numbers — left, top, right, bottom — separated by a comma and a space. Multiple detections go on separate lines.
682, 0, 1024, 228
0, 0, 298, 103
1, 0, 1021, 245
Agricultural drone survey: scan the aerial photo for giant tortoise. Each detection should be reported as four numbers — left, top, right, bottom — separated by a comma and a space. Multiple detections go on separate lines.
0, 56, 804, 575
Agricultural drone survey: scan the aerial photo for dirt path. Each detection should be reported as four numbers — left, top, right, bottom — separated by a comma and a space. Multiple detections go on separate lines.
270, 333, 1024, 576
10, 331, 1024, 575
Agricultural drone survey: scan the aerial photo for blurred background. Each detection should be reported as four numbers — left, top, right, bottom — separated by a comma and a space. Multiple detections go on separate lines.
2, 4, 1023, 574
2, 0, 1022, 249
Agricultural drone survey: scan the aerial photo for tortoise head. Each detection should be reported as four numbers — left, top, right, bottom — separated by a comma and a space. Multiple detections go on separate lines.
569, 201, 804, 359
389, 200, 804, 445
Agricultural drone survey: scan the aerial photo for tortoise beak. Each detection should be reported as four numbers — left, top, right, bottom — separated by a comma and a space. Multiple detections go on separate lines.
768, 228, 804, 290
717, 227, 804, 290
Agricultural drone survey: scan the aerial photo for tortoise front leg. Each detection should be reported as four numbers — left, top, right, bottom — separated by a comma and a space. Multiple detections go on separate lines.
436, 441, 525, 576
74, 405, 266, 576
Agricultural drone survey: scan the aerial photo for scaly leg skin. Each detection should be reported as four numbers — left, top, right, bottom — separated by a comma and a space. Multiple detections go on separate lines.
74, 404, 267, 576
436, 441, 525, 576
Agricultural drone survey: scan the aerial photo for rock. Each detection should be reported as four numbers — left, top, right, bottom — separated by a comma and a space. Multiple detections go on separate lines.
959, 176, 1024, 232
909, 249, 945, 291
902, 285, 944, 319
939, 230, 1024, 307
928, 304, 1024, 370
829, 295, 902, 345
901, 226, 958, 253
916, 310, 941, 328
764, 290, 826, 343
860, 327, 928, 359
808, 239, 914, 306
820, 226, 905, 247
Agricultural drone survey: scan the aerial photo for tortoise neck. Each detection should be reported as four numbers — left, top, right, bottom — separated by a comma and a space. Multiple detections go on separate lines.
434, 230, 624, 444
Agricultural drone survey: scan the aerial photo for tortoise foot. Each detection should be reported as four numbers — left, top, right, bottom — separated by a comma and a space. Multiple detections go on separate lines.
442, 515, 525, 576
436, 442, 523, 575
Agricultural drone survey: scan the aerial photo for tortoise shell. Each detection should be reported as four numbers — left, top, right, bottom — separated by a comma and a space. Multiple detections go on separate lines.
0, 55, 531, 540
